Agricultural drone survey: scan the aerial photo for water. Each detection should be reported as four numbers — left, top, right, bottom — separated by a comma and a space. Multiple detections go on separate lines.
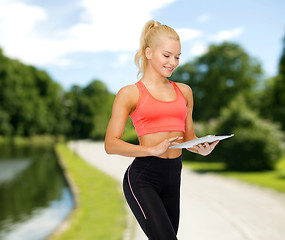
0, 145, 74, 240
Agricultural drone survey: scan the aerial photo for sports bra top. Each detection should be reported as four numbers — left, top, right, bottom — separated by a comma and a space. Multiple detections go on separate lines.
130, 80, 188, 137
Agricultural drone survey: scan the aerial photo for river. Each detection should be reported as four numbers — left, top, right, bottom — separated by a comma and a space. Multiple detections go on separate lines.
0, 144, 74, 240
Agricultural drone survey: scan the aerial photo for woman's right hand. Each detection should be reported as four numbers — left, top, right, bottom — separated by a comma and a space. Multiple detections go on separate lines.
148, 136, 183, 156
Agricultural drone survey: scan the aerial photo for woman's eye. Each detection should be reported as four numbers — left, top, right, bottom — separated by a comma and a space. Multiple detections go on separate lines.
164, 55, 169, 58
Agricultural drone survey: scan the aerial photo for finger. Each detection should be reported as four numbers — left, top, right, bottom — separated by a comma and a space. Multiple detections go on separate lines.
210, 140, 220, 147
198, 144, 205, 149
169, 139, 184, 147
187, 147, 198, 153
189, 145, 200, 151
169, 136, 183, 143
203, 143, 213, 154
168, 137, 178, 142
204, 142, 210, 148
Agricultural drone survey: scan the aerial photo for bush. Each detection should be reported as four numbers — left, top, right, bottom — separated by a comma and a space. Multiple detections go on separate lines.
213, 95, 284, 171
121, 117, 139, 144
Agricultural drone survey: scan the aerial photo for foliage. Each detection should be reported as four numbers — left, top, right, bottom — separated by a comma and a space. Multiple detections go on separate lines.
121, 117, 139, 144
0, 49, 67, 136
212, 96, 284, 171
259, 36, 285, 131
171, 42, 263, 121
65, 80, 115, 139
0, 48, 115, 140
1, 36, 285, 146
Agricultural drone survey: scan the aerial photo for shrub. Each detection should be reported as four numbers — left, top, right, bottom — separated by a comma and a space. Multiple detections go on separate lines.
213, 95, 284, 171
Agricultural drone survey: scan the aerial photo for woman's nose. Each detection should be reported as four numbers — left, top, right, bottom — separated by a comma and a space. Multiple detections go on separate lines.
169, 56, 176, 66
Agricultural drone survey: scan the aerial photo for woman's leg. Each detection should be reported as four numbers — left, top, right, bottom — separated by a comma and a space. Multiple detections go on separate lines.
160, 178, 181, 234
123, 163, 178, 240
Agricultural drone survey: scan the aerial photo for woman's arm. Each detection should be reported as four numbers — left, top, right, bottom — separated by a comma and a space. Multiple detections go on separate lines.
177, 83, 219, 156
177, 83, 197, 142
104, 85, 180, 157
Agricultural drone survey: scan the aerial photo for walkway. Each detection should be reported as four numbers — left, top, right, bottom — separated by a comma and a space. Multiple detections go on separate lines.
68, 140, 285, 240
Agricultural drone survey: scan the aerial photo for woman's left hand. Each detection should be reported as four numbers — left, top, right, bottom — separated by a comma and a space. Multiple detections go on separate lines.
187, 140, 219, 156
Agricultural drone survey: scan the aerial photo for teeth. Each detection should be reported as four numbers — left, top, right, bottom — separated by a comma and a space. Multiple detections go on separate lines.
165, 67, 174, 70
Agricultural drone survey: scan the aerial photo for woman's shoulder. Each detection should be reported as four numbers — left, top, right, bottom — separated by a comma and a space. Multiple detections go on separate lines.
117, 83, 139, 97
174, 82, 193, 98
115, 83, 139, 106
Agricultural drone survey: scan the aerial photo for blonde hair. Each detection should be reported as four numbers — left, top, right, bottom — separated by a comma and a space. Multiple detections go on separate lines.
134, 20, 180, 77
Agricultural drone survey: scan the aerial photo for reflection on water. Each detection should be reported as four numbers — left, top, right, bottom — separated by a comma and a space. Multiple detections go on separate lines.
0, 145, 74, 240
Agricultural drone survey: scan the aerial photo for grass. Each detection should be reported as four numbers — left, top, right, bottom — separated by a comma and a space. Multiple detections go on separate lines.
51, 143, 126, 240
183, 157, 285, 193
0, 134, 59, 146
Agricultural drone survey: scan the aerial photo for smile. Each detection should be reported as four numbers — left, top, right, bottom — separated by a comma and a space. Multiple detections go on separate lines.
164, 66, 175, 72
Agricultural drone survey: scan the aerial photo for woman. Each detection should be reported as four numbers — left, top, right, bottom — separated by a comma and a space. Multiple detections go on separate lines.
105, 20, 219, 240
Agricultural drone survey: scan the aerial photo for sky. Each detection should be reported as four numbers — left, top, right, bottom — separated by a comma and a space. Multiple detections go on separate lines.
0, 0, 284, 93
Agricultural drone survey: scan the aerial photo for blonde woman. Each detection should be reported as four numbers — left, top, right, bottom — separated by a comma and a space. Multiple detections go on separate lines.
105, 20, 219, 239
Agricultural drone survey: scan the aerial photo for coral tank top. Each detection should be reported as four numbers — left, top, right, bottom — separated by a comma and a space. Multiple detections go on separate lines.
130, 80, 188, 137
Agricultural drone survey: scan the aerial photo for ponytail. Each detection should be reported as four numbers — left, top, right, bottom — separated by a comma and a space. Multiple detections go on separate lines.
135, 20, 180, 78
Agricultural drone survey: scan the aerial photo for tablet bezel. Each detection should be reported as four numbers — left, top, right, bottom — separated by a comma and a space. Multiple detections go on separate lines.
169, 134, 234, 149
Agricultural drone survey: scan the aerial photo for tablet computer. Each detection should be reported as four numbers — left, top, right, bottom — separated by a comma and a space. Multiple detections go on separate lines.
169, 134, 234, 149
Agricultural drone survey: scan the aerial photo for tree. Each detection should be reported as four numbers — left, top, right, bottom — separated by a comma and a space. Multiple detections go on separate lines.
0, 47, 116, 140
260, 35, 285, 131
213, 96, 284, 171
170, 42, 263, 121
65, 80, 115, 139
83, 80, 115, 139
0, 48, 67, 137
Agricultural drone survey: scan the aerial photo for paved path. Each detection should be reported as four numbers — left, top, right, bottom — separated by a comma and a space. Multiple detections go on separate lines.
68, 140, 285, 240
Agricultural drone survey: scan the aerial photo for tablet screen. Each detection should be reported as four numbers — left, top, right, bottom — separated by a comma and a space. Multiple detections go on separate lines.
169, 134, 234, 149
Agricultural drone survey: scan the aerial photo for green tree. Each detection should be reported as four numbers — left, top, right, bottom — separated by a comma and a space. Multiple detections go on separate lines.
66, 80, 115, 139
213, 96, 284, 171
83, 80, 115, 139
65, 85, 92, 139
0, 47, 118, 140
260, 35, 285, 131
171, 42, 263, 121
0, 48, 67, 137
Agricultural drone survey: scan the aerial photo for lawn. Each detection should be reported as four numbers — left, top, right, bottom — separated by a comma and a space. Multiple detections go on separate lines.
183, 157, 285, 193
51, 143, 126, 240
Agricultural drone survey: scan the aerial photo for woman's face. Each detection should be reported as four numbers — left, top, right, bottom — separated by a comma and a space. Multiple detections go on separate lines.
146, 36, 181, 78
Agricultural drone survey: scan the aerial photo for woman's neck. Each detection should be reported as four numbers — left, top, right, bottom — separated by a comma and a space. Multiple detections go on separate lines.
141, 70, 169, 86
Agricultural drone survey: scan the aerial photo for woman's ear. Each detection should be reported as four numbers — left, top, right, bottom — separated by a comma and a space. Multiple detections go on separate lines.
145, 47, 152, 60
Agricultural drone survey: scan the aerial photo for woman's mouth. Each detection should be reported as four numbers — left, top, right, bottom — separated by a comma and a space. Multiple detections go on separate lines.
164, 66, 175, 72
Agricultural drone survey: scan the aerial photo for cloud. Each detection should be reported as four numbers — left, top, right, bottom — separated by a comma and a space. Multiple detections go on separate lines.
0, 1, 63, 65
189, 42, 208, 57
0, 0, 177, 66
66, 0, 177, 51
196, 13, 212, 23
209, 27, 244, 42
113, 53, 133, 68
0, 1, 46, 34
176, 28, 203, 41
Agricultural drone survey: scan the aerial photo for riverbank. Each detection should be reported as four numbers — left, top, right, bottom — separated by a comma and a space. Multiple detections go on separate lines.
50, 143, 126, 240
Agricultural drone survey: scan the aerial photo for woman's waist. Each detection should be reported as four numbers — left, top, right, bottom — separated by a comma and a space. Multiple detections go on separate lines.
139, 131, 183, 159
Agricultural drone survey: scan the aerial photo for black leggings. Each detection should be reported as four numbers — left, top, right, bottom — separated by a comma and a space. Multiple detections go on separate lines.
123, 155, 182, 240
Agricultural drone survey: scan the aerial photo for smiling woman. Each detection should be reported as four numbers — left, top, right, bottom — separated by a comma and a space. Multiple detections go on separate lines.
104, 20, 219, 240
